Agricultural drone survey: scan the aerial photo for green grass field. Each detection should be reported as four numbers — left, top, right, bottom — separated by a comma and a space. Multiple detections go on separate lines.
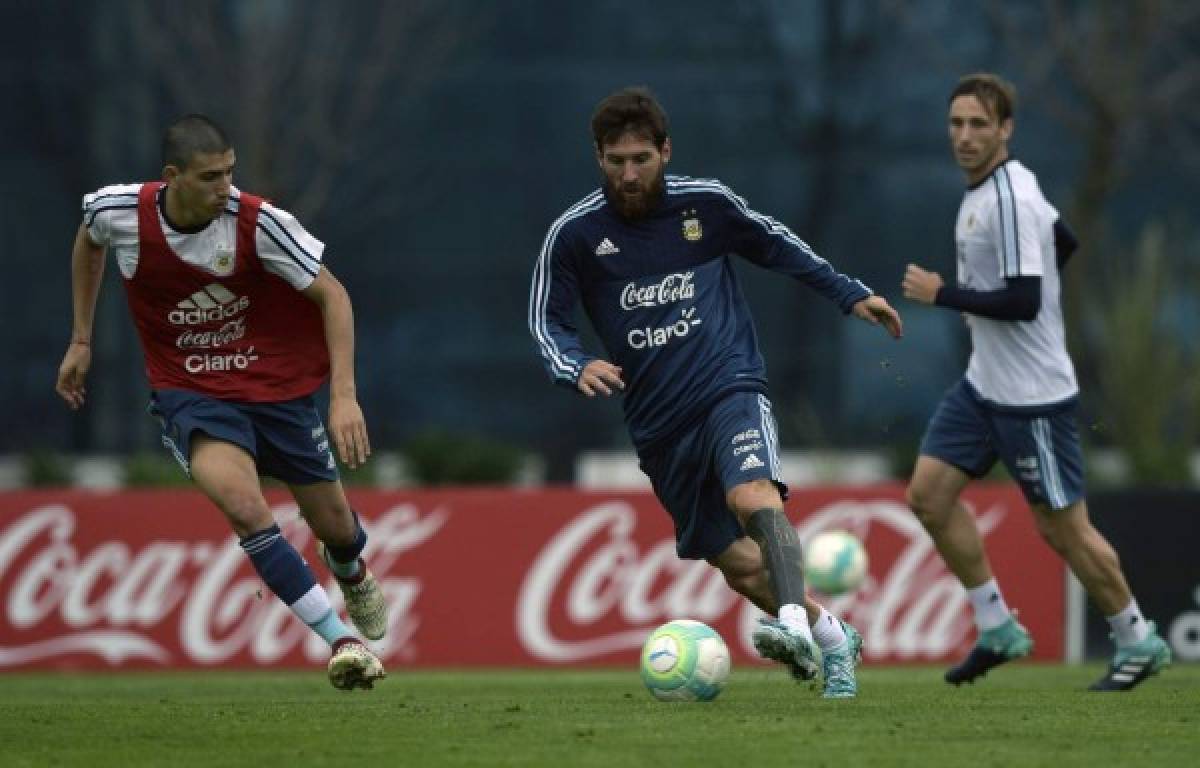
2, 664, 1196, 767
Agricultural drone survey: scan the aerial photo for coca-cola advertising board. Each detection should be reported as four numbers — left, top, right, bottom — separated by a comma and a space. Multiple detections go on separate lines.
0, 485, 1062, 670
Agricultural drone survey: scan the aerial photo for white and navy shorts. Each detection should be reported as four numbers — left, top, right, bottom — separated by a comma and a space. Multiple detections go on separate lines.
637, 391, 787, 560
147, 388, 338, 484
920, 378, 1084, 510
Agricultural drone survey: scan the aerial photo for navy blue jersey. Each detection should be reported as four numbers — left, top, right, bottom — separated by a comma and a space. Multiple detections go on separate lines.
529, 175, 872, 452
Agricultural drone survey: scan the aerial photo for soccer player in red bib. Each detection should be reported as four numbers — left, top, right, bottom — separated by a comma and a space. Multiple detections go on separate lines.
56, 114, 387, 690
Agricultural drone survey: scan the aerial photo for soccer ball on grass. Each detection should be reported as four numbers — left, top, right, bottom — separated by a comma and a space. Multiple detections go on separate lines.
803, 529, 868, 596
639, 619, 731, 701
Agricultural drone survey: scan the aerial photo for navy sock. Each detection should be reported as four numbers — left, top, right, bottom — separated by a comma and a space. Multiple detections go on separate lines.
323, 510, 367, 563
322, 510, 367, 580
241, 524, 355, 648
240, 524, 318, 605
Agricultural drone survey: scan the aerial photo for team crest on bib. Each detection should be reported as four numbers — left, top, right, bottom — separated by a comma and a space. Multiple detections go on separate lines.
213, 247, 235, 276
682, 216, 703, 242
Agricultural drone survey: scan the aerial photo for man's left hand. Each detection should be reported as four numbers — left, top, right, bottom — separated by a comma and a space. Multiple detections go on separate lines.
329, 397, 371, 469
852, 295, 903, 339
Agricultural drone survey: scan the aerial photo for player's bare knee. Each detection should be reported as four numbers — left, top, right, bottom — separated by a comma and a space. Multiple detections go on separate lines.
725, 478, 780, 518
1032, 505, 1077, 555
217, 491, 273, 537
1035, 522, 1068, 555
905, 482, 949, 530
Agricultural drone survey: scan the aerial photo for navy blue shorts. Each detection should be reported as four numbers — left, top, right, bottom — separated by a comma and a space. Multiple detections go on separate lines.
637, 391, 787, 560
148, 389, 338, 485
920, 378, 1084, 509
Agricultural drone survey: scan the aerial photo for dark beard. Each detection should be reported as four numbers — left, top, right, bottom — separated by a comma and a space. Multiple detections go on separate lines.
605, 172, 664, 220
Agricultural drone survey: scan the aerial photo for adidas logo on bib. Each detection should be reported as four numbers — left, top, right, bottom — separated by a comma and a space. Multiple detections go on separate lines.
739, 454, 764, 471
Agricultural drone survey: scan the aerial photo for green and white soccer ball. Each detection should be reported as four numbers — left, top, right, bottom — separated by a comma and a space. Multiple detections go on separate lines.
804, 529, 868, 595
639, 619, 731, 702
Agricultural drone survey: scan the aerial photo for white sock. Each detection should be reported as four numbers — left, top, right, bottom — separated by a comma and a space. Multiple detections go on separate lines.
811, 606, 848, 651
1107, 598, 1150, 647
967, 579, 1012, 631
290, 584, 334, 624
778, 603, 815, 644
290, 584, 354, 646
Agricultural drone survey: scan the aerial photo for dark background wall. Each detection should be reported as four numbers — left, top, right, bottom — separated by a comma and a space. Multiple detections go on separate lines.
3, 1, 1197, 482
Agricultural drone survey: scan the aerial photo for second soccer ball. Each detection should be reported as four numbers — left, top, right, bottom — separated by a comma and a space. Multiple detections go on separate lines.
804, 530, 868, 596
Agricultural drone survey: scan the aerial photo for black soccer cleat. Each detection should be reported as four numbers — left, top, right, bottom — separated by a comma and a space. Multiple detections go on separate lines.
1088, 623, 1171, 692
945, 646, 1015, 685
944, 617, 1033, 686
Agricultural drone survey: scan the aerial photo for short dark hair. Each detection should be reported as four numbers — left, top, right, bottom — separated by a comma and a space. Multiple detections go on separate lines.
162, 114, 231, 170
949, 73, 1017, 123
590, 86, 669, 151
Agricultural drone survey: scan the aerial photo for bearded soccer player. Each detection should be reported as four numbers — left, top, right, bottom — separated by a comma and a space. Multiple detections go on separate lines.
56, 114, 388, 690
902, 73, 1170, 691
529, 86, 903, 698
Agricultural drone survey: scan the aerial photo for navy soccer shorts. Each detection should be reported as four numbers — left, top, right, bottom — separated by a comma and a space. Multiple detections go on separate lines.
919, 378, 1084, 510
637, 391, 787, 560
148, 389, 339, 484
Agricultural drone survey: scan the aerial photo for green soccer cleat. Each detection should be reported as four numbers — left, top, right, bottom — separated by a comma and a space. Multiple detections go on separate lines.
821, 620, 863, 699
945, 615, 1033, 685
1089, 621, 1171, 692
328, 638, 386, 691
752, 617, 820, 681
318, 541, 389, 641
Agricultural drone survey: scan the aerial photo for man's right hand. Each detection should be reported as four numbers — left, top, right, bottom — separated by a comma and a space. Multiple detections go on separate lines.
902, 264, 944, 305
56, 341, 92, 410
578, 359, 625, 397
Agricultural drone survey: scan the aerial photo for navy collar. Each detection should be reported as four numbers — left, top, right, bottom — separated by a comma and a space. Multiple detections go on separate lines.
967, 157, 1016, 190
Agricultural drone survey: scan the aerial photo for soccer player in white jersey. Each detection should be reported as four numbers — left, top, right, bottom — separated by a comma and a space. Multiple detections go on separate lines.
901, 73, 1170, 691
55, 115, 387, 690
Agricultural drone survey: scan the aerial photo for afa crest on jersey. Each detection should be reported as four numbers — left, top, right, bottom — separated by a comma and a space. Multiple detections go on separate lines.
682, 216, 703, 242
213, 247, 235, 276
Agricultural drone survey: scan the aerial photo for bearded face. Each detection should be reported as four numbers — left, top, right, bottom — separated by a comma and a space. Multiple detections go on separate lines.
597, 132, 670, 220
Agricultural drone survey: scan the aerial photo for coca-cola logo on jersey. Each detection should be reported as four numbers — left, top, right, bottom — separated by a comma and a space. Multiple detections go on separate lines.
175, 317, 247, 350
0, 502, 445, 667
620, 272, 695, 310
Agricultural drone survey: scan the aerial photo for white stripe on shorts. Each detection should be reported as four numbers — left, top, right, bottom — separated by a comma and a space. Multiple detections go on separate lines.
1033, 417, 1066, 508
160, 434, 191, 477
757, 394, 784, 481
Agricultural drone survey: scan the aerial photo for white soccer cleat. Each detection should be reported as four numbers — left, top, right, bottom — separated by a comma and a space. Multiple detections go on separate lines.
752, 617, 820, 681
327, 639, 386, 691
318, 541, 389, 641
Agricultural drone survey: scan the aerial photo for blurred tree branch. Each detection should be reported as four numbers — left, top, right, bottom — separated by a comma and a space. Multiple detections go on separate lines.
1093, 222, 1198, 484
124, 0, 489, 223
985, 0, 1200, 252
